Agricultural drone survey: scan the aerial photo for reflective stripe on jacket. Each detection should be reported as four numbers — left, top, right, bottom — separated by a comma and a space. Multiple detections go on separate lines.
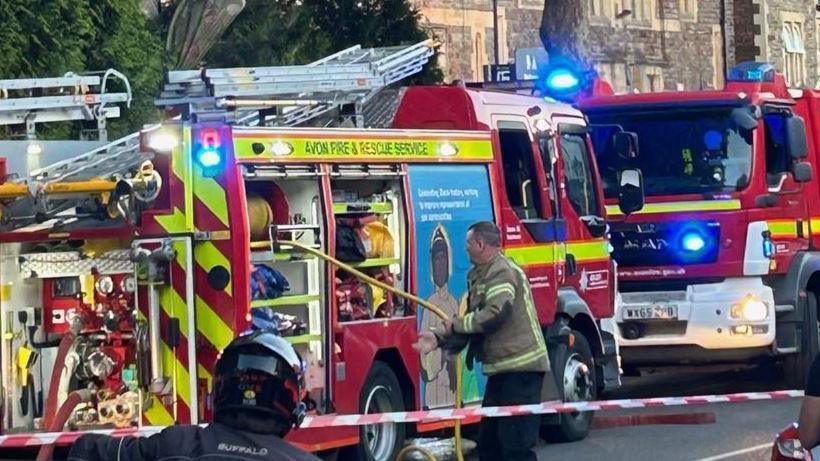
452, 253, 549, 375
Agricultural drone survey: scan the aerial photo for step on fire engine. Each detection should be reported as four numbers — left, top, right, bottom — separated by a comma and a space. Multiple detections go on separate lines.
0, 40, 631, 460
576, 62, 820, 385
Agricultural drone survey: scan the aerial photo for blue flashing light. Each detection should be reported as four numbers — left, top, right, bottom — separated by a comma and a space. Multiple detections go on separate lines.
728, 62, 775, 83
681, 232, 706, 252
546, 68, 580, 92
198, 148, 222, 168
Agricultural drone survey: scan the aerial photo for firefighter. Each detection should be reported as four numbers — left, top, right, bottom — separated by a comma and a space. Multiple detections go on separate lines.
414, 221, 549, 461
68, 331, 320, 461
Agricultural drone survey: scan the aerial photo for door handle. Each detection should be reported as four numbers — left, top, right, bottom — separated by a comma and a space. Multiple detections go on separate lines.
566, 253, 577, 276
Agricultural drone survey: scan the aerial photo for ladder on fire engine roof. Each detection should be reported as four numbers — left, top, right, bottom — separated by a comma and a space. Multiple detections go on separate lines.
0, 69, 132, 141
155, 39, 438, 127
0, 69, 141, 230
0, 42, 434, 230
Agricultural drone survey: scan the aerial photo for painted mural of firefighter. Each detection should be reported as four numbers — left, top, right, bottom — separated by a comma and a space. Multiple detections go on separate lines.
420, 225, 459, 408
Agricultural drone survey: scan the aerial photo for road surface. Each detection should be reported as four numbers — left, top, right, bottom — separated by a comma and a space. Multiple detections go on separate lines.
533, 365, 799, 460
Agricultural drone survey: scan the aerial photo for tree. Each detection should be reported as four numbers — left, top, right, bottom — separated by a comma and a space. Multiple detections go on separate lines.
0, 0, 164, 139
85, 0, 165, 136
203, 0, 441, 82
539, 0, 593, 69
0, 1, 95, 78
203, 0, 332, 67
0, 1, 96, 138
0, 0, 439, 141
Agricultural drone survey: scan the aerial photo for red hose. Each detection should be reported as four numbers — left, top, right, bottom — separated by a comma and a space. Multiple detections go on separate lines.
42, 333, 74, 430
36, 389, 92, 461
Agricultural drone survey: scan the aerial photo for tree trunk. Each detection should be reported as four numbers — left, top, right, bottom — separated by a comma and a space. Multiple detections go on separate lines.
539, 0, 593, 69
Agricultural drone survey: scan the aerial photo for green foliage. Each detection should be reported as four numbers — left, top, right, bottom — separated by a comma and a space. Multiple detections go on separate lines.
0, 0, 439, 140
85, 0, 165, 136
204, 0, 332, 67
0, 0, 95, 78
204, 0, 442, 82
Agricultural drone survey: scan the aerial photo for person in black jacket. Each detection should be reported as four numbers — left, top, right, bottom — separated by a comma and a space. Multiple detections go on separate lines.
68, 331, 321, 461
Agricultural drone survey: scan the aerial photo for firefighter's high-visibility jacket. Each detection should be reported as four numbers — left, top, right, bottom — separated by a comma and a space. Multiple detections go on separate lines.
435, 253, 549, 375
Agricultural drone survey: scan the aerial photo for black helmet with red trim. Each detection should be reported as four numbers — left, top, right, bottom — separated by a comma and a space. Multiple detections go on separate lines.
213, 331, 307, 436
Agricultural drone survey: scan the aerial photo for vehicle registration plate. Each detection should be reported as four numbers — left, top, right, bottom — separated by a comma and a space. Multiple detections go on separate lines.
623, 305, 678, 320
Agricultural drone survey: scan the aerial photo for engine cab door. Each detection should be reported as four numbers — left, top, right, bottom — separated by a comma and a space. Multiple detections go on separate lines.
492, 116, 563, 325
550, 122, 613, 320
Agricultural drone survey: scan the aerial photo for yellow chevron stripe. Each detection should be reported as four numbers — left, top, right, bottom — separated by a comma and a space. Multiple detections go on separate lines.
195, 294, 235, 352
159, 286, 188, 337
198, 364, 214, 393
144, 395, 175, 426
606, 199, 741, 216
180, 127, 195, 231
194, 241, 233, 296
193, 174, 229, 227
161, 342, 192, 408
155, 207, 188, 235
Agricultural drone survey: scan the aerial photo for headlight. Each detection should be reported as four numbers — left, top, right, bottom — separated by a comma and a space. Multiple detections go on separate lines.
146, 129, 179, 152
730, 296, 768, 321
95, 276, 114, 295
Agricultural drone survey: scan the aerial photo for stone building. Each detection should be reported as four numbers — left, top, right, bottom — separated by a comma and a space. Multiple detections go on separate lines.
730, 0, 820, 88
413, 0, 820, 92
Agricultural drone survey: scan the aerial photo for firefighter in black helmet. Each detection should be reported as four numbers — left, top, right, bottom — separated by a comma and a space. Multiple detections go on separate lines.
68, 331, 321, 461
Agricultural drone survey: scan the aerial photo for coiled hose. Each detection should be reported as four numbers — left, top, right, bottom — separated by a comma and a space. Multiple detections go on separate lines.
279, 240, 464, 461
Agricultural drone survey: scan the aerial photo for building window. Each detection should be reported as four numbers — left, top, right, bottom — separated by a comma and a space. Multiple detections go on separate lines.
680, 0, 696, 19
589, 0, 608, 18
782, 21, 806, 87
646, 66, 663, 92
624, 0, 652, 21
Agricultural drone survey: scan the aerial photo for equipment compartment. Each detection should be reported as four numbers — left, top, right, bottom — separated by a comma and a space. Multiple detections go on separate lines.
330, 164, 409, 322
243, 172, 327, 410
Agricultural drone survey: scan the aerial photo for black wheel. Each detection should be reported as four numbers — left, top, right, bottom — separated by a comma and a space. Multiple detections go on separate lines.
784, 292, 819, 389
351, 361, 406, 461
541, 330, 597, 443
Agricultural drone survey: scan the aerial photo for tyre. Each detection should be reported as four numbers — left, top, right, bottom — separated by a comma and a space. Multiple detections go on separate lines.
784, 292, 819, 389
541, 330, 597, 443
351, 361, 406, 461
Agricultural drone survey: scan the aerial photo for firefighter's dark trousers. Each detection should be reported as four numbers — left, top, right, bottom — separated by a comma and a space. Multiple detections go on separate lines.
478, 371, 544, 461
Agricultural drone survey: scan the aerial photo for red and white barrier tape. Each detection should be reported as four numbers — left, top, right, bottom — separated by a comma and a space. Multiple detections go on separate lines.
299, 389, 804, 428
0, 389, 804, 448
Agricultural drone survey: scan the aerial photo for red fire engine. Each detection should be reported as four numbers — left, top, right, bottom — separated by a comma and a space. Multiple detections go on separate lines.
0, 42, 630, 460
578, 61, 817, 385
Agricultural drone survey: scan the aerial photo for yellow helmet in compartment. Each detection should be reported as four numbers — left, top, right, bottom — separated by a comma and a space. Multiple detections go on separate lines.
362, 221, 394, 258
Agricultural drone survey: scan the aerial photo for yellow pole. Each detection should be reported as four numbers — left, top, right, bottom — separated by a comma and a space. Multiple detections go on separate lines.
279, 240, 465, 461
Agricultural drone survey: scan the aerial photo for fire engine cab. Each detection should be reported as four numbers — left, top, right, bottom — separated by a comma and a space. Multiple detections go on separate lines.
0, 41, 628, 460
581, 62, 819, 385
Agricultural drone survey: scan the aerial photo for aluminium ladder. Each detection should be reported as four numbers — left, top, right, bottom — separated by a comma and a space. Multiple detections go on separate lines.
0, 41, 437, 230
155, 39, 437, 127
0, 69, 132, 140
